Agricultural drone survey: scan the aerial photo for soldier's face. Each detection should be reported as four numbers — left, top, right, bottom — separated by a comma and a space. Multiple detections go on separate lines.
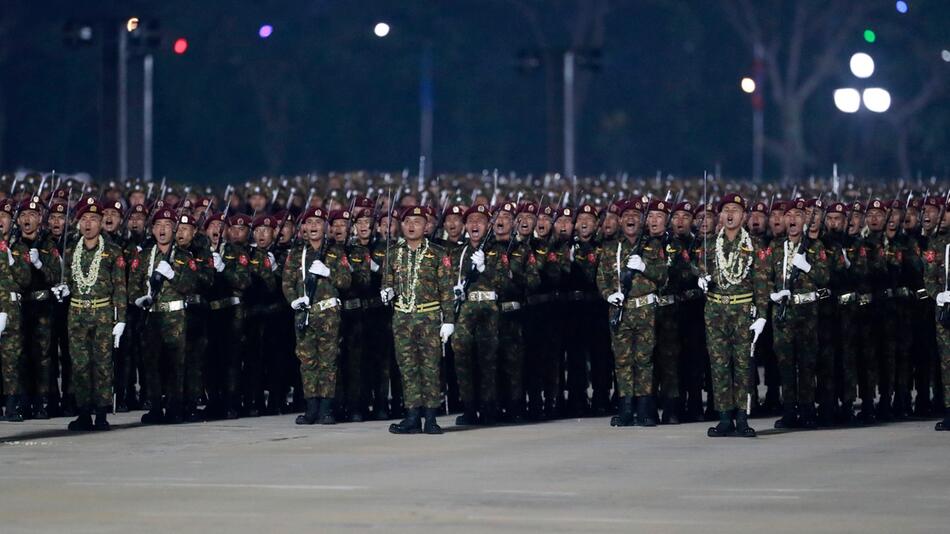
465, 213, 489, 243
554, 216, 574, 239
253, 226, 274, 248
784, 209, 805, 237
575, 213, 596, 239
671, 210, 693, 236
377, 216, 397, 239
903, 208, 919, 231
602, 213, 619, 237
825, 212, 845, 232
886, 209, 902, 232
0, 212, 11, 237
847, 210, 863, 234
769, 210, 786, 235
330, 219, 348, 244
621, 210, 641, 240
304, 217, 325, 242
249, 195, 267, 213
535, 215, 553, 238
866, 209, 885, 231
444, 214, 463, 240
153, 219, 174, 246
49, 213, 65, 237
17, 210, 40, 236
205, 220, 224, 244
129, 192, 145, 207
747, 212, 766, 234
103, 209, 121, 231
494, 211, 514, 238
279, 222, 294, 244
401, 215, 426, 241
79, 213, 102, 240
129, 213, 145, 233
355, 217, 372, 241
721, 204, 745, 231
922, 205, 939, 233
646, 211, 666, 237
228, 224, 249, 244
176, 224, 196, 247
517, 213, 536, 238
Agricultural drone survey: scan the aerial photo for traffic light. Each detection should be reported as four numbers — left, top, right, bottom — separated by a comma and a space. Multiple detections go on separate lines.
173, 37, 188, 55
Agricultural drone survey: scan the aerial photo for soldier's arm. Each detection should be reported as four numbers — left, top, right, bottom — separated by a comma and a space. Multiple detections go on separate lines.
127, 250, 147, 302
38, 247, 62, 285
166, 253, 198, 294
923, 244, 944, 298
253, 250, 279, 292
806, 243, 830, 287
10, 245, 32, 289
348, 248, 371, 291
640, 242, 667, 287
752, 246, 773, 319
437, 252, 455, 319
281, 248, 301, 303
523, 248, 541, 291
326, 250, 352, 291
111, 246, 128, 320
596, 248, 617, 299
223, 245, 252, 292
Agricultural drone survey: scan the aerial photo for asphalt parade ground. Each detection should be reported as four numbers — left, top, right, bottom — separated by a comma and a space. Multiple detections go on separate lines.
1, 413, 947, 533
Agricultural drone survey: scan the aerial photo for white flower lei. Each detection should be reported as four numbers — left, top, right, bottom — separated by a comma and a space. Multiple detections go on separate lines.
395, 238, 428, 312
72, 235, 104, 295
782, 238, 797, 281
714, 227, 753, 289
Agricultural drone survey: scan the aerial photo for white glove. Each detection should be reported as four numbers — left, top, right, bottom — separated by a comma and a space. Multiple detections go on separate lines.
308, 260, 330, 277
792, 253, 811, 273
6, 248, 13, 266
52, 284, 71, 301
470, 249, 486, 273
212, 252, 225, 273
267, 252, 278, 272
841, 249, 851, 269
453, 283, 466, 301
155, 260, 175, 280
698, 275, 711, 292
607, 291, 625, 306
134, 295, 153, 309
290, 296, 310, 310
0, 312, 6, 339
569, 244, 576, 262
112, 322, 126, 348
936, 291, 950, 306
29, 248, 42, 269
439, 323, 455, 344
370, 258, 380, 273
626, 254, 645, 272
770, 289, 791, 303
380, 287, 395, 304
749, 317, 767, 342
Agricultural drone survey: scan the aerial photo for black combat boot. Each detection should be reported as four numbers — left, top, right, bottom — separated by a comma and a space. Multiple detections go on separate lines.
455, 408, 478, 426
774, 405, 799, 429
707, 410, 735, 437
295, 397, 320, 425
347, 405, 364, 423
837, 401, 856, 426
479, 402, 497, 426
799, 404, 818, 429
374, 402, 389, 420
636, 396, 657, 427
140, 398, 164, 424
661, 397, 680, 425
858, 397, 876, 425
504, 399, 525, 424
610, 397, 636, 427
93, 407, 111, 431
165, 401, 184, 424
33, 396, 49, 419
68, 407, 94, 431
734, 410, 756, 437
318, 398, 336, 425
389, 407, 422, 434
683, 394, 703, 423
935, 408, 950, 431
423, 408, 443, 435
3, 395, 23, 422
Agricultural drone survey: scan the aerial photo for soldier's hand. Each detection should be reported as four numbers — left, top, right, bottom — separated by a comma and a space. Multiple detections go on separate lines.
626, 254, 645, 272
470, 250, 486, 272
308, 260, 330, 277
749, 317, 766, 339
267, 252, 278, 272
0, 311, 6, 337
212, 252, 225, 273
697, 275, 711, 292
791, 253, 811, 273
380, 287, 395, 304
841, 248, 851, 269
937, 291, 950, 306
607, 291, 625, 306
369, 258, 380, 273
453, 283, 466, 301
29, 248, 42, 269
439, 323, 455, 343
112, 322, 126, 348
6, 248, 13, 266
770, 289, 791, 303
52, 284, 70, 301
134, 295, 153, 309
569, 244, 577, 262
155, 260, 175, 280
290, 296, 310, 310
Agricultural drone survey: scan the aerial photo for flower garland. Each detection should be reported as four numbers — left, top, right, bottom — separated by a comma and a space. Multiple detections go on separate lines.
72, 235, 104, 295
782, 238, 797, 282
714, 227, 753, 289
395, 238, 428, 312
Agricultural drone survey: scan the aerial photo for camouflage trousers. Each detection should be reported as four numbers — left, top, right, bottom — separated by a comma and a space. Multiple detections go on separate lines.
67, 306, 113, 409
892, 297, 915, 400
295, 308, 340, 399
497, 309, 524, 404
184, 306, 208, 402
142, 309, 187, 404
337, 309, 364, 411
362, 306, 394, 412
704, 302, 755, 413
938, 316, 950, 410
609, 302, 655, 398
860, 303, 898, 405
48, 301, 72, 402
451, 301, 498, 406
653, 305, 680, 400
523, 300, 562, 408
836, 304, 862, 404
0, 304, 23, 396
815, 299, 837, 405
772, 302, 818, 406
22, 300, 52, 396
392, 309, 442, 409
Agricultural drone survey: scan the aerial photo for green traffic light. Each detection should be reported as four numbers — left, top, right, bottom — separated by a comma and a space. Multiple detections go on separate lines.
864, 29, 876, 43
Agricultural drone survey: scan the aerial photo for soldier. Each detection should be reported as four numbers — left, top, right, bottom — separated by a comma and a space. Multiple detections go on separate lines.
923, 195, 950, 431
382, 205, 455, 434
58, 198, 127, 431
697, 194, 770, 438
242, 214, 283, 416
645, 199, 682, 423
520, 202, 557, 419
0, 199, 32, 421
431, 203, 466, 414
597, 198, 666, 426
46, 198, 74, 416
179, 209, 214, 421
767, 198, 830, 429
669, 200, 705, 421
129, 209, 200, 424
916, 196, 943, 415
282, 206, 351, 425
116, 203, 150, 412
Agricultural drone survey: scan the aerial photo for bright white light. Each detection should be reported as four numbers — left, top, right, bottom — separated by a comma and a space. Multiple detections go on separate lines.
834, 88, 861, 113
849, 53, 875, 78
126, 17, 140, 33
374, 22, 390, 38
942, 49, 950, 62
862, 88, 891, 113
740, 77, 756, 94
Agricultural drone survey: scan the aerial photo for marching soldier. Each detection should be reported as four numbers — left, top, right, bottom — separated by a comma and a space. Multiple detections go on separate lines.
46, 198, 74, 416
180, 209, 214, 421
0, 199, 33, 421
647, 198, 682, 423
923, 195, 950, 431
243, 214, 283, 416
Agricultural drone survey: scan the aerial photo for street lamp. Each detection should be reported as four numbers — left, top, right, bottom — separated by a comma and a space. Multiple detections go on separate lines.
862, 88, 891, 113
374, 22, 390, 38
740, 77, 756, 94
849, 53, 875, 78
833, 88, 861, 113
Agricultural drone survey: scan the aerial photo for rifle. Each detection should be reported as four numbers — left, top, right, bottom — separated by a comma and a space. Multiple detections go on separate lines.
144, 201, 188, 310
609, 199, 648, 331
58, 187, 74, 284
453, 206, 502, 318
429, 191, 450, 241
775, 194, 826, 322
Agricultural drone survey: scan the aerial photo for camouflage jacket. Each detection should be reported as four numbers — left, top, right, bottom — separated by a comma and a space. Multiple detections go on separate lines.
128, 243, 199, 305
245, 245, 282, 307
922, 231, 950, 300
281, 241, 352, 305
527, 236, 564, 295
696, 229, 771, 320
568, 237, 602, 293
596, 234, 667, 300
447, 239, 511, 295
494, 237, 540, 302
20, 233, 62, 295
63, 235, 127, 320
766, 236, 831, 295
208, 242, 252, 300
382, 238, 454, 318
334, 242, 372, 301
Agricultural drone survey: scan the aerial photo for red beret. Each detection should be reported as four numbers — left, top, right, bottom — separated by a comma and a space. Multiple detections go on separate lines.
867, 198, 886, 212
252, 215, 279, 229
495, 202, 518, 216
103, 200, 123, 213
647, 199, 671, 214
539, 205, 556, 217
128, 204, 148, 217
621, 198, 645, 216
299, 206, 327, 223
50, 200, 68, 215
0, 198, 15, 215
771, 200, 790, 213
750, 201, 769, 214
692, 203, 713, 216
826, 202, 848, 214
673, 201, 695, 214
75, 197, 103, 218
353, 196, 374, 210
178, 214, 198, 227
400, 205, 428, 221
850, 201, 866, 213
17, 196, 42, 214
787, 198, 807, 212
718, 193, 746, 211
327, 209, 351, 223
555, 206, 574, 220
153, 208, 176, 222
908, 197, 923, 210
228, 214, 251, 227
203, 212, 226, 230
576, 203, 598, 217
518, 202, 539, 215
804, 198, 824, 209
464, 203, 491, 222
446, 205, 465, 217
607, 200, 625, 215
924, 196, 943, 208
423, 205, 436, 218
886, 199, 905, 210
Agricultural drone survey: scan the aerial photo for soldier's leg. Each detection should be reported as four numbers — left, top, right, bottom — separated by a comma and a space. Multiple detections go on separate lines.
140, 316, 166, 423
91, 312, 114, 425
564, 305, 589, 416
2, 308, 26, 420
476, 305, 500, 422
392, 313, 421, 409
912, 302, 935, 415
65, 314, 93, 428
225, 307, 246, 417
654, 307, 679, 423
704, 306, 736, 415
589, 301, 613, 415
837, 306, 860, 423
796, 309, 819, 426
632, 307, 657, 425
608, 310, 636, 427
450, 306, 477, 415
342, 313, 364, 420
543, 306, 565, 418
815, 302, 837, 424
893, 304, 914, 418
242, 315, 264, 416
164, 313, 188, 422
937, 320, 950, 422
313, 311, 341, 424
497, 312, 525, 420
183, 309, 207, 418
28, 307, 53, 417
772, 313, 799, 416
877, 306, 898, 419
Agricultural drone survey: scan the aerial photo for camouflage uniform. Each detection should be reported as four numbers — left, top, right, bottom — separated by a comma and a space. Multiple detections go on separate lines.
858, 230, 899, 418
826, 231, 865, 417
922, 230, 950, 417
365, 239, 397, 416
20, 232, 62, 415
64, 236, 127, 412
384, 238, 454, 409
184, 235, 214, 414
0, 240, 32, 418
495, 237, 540, 419
117, 231, 146, 409
523, 234, 567, 418
654, 236, 688, 420
206, 242, 252, 417
335, 242, 371, 419
565, 237, 605, 414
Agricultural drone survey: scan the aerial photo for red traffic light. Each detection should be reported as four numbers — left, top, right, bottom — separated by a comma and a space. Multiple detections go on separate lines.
173, 37, 188, 54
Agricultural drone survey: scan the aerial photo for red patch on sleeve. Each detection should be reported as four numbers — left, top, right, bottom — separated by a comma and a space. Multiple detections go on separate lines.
22, 253, 31, 264
547, 252, 557, 262
757, 249, 767, 261
878, 248, 886, 258
925, 250, 936, 263
0, 241, 7, 253
896, 250, 903, 263
340, 255, 349, 268
264, 257, 272, 269
131, 258, 140, 271
207, 257, 215, 268
442, 255, 451, 268
239, 255, 248, 266
818, 249, 827, 262
859, 247, 867, 258
188, 259, 198, 272
658, 248, 665, 260
52, 248, 60, 258
528, 253, 537, 265
681, 250, 690, 262
116, 256, 126, 269
502, 253, 509, 266
587, 252, 596, 263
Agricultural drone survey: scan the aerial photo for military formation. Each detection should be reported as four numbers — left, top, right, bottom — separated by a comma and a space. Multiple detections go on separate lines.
0, 170, 948, 437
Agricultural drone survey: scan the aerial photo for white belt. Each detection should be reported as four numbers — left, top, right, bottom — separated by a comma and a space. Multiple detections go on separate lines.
791, 292, 817, 305
468, 291, 497, 302
500, 301, 521, 312
316, 298, 341, 311
9, 292, 21, 302
342, 298, 362, 310
656, 295, 677, 307
625, 293, 656, 309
